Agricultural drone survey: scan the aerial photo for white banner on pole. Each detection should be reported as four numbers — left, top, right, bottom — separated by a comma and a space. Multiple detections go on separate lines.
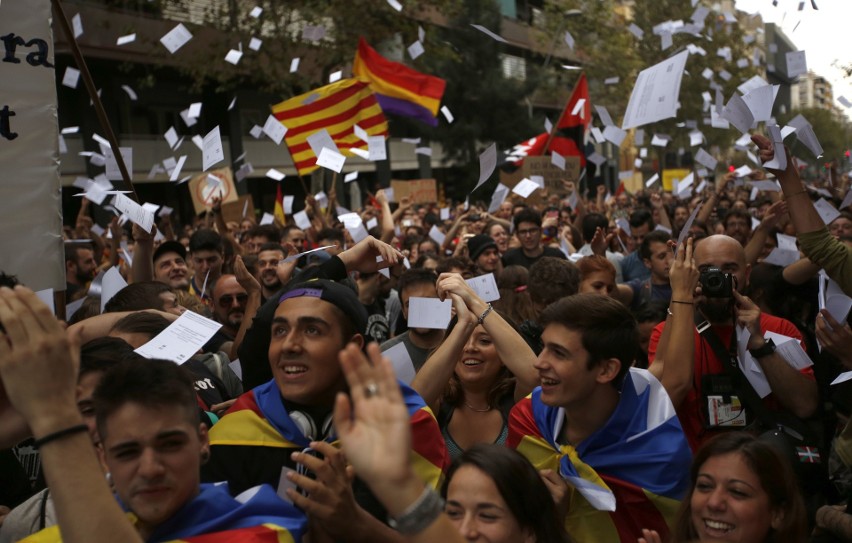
0, 0, 65, 290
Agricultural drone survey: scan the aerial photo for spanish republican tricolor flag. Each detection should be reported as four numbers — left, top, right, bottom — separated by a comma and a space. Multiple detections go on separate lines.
508, 369, 692, 543
272, 78, 388, 176
353, 37, 446, 126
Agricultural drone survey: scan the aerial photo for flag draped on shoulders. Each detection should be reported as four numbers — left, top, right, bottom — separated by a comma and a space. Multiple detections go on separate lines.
211, 380, 447, 489
508, 368, 692, 543
271, 78, 388, 176
353, 37, 446, 126
22, 483, 304, 543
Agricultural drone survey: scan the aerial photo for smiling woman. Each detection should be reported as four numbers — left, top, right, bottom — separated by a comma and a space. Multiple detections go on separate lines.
665, 433, 807, 543
411, 273, 539, 462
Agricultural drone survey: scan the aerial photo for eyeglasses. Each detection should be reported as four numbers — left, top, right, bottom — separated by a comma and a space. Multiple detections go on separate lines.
218, 293, 248, 307
517, 227, 541, 237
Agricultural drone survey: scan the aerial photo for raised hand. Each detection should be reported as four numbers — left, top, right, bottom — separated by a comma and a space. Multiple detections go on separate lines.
334, 343, 413, 491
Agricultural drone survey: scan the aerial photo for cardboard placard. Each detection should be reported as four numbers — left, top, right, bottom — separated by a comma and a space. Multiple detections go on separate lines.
188, 167, 237, 215
524, 156, 582, 193
662, 168, 691, 192
499, 156, 582, 204
221, 194, 255, 225
390, 179, 438, 203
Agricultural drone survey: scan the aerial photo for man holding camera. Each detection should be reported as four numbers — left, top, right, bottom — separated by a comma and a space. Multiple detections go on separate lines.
647, 235, 818, 451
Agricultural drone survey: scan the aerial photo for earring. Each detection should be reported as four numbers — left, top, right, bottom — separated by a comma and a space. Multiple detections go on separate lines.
201, 451, 210, 464
105, 472, 113, 486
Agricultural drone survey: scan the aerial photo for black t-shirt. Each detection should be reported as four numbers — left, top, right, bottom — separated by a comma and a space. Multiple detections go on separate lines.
501, 246, 566, 269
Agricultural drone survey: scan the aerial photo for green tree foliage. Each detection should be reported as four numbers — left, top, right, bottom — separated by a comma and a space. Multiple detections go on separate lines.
157, 0, 459, 96
540, 0, 643, 120
398, 0, 540, 193
630, 0, 760, 154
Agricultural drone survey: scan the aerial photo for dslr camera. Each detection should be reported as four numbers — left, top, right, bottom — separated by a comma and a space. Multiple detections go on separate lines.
699, 267, 734, 298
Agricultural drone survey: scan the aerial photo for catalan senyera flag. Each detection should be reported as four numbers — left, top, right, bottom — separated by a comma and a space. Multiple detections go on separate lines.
22, 483, 305, 543
353, 37, 446, 126
273, 182, 286, 225
508, 369, 692, 543
272, 78, 388, 176
210, 379, 447, 490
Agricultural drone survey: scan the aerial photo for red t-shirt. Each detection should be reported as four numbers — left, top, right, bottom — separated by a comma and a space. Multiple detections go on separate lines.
648, 313, 814, 452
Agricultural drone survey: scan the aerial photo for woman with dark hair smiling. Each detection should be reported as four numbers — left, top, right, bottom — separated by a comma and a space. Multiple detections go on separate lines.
442, 444, 573, 543
412, 273, 538, 461
640, 432, 807, 543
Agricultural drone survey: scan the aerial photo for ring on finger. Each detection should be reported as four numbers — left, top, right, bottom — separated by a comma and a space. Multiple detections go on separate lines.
364, 382, 379, 398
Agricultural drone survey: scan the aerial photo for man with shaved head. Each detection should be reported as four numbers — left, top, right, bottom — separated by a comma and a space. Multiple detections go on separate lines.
646, 234, 818, 451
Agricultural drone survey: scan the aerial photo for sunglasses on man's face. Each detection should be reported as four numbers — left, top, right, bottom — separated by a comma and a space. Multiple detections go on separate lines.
218, 293, 248, 307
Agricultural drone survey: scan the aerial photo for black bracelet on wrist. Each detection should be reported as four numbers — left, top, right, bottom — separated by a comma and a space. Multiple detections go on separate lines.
671, 300, 694, 305
32, 424, 89, 449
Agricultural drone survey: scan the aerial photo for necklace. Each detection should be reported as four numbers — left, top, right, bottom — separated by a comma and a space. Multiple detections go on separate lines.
464, 402, 492, 412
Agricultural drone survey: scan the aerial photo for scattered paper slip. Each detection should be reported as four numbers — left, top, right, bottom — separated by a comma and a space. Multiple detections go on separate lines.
383, 342, 416, 385
134, 311, 223, 364
407, 297, 452, 329
202, 126, 225, 171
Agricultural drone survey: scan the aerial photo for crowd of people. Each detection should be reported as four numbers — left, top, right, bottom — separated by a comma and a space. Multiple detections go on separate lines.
0, 134, 851, 542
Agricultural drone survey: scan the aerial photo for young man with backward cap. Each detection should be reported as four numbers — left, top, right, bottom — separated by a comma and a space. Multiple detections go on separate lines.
203, 236, 448, 543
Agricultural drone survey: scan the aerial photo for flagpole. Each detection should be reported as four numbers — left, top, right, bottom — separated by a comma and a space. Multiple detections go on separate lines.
543, 72, 584, 155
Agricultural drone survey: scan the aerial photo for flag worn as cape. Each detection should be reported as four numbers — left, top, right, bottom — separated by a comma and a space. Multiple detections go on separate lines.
353, 37, 446, 126
272, 78, 388, 176
22, 483, 305, 543
508, 368, 692, 543
210, 379, 447, 489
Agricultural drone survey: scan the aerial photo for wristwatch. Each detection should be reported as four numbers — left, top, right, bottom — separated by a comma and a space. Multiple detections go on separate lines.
749, 338, 776, 358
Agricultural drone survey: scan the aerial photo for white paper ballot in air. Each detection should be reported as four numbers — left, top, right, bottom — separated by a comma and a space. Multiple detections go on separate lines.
266, 169, 285, 181
428, 225, 446, 246
721, 94, 754, 134
307, 129, 339, 156
470, 24, 508, 43
407, 297, 452, 329
262, 115, 287, 145
408, 40, 424, 60
786, 50, 807, 78
368, 135, 387, 161
104, 147, 132, 182
814, 198, 841, 225
160, 23, 192, 54
135, 311, 223, 364
473, 143, 497, 192
622, 51, 689, 129
440, 106, 454, 123
116, 33, 136, 46
99, 267, 128, 313
202, 126, 225, 171
317, 147, 346, 173
512, 178, 540, 198
466, 273, 500, 302
383, 342, 416, 385
293, 210, 311, 230
62, 67, 80, 89
695, 148, 717, 170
